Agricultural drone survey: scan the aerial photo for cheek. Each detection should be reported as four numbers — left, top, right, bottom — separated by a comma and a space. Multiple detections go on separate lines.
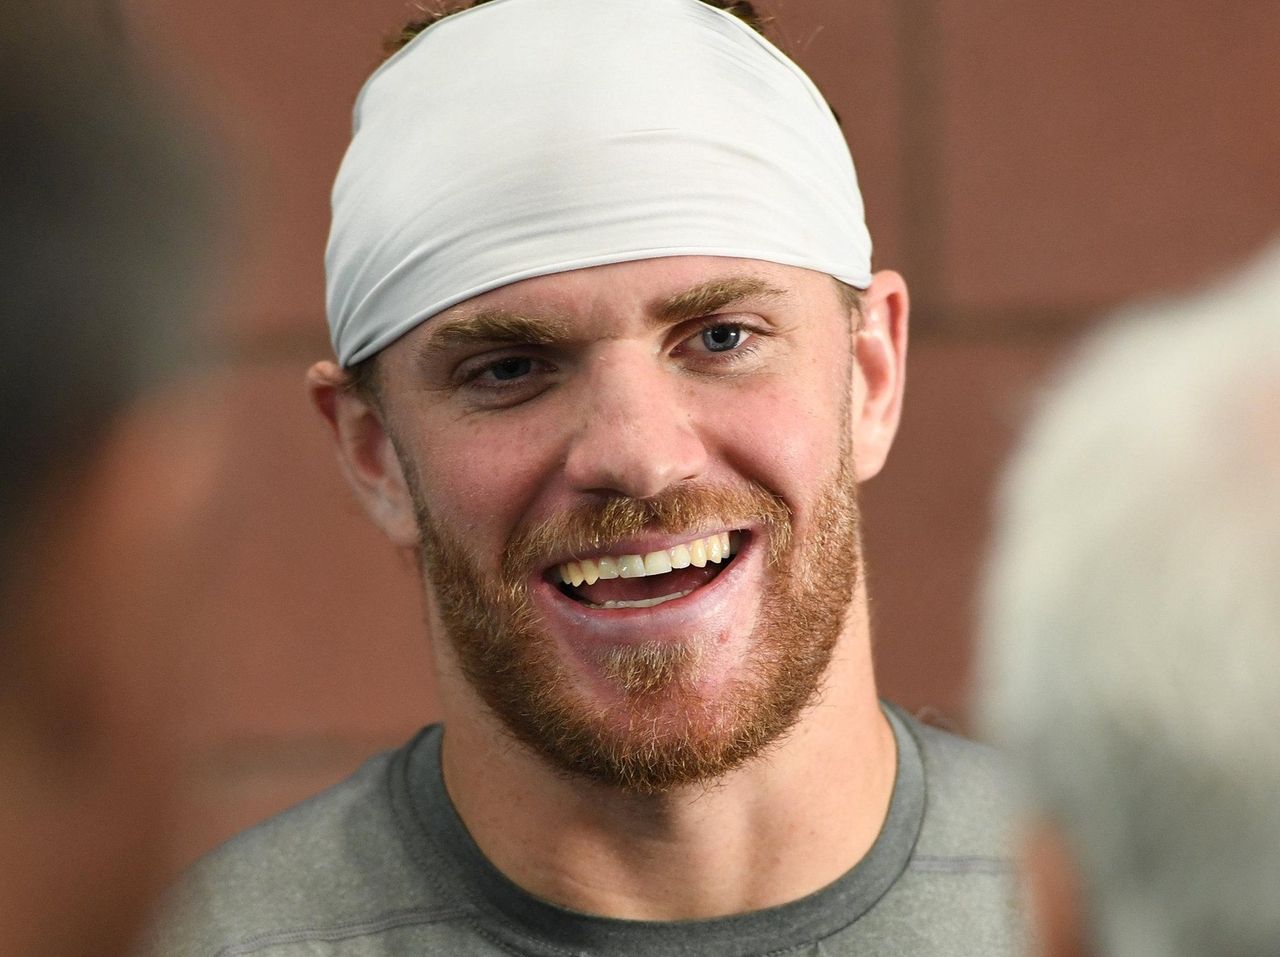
701, 366, 849, 506
413, 415, 561, 541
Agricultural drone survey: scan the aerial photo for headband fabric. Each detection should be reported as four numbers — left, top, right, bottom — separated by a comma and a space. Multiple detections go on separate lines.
326, 0, 873, 367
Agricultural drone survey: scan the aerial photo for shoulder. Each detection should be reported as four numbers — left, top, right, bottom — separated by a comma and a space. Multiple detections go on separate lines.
143, 738, 467, 957
902, 713, 1020, 861
869, 709, 1028, 953
191, 747, 398, 883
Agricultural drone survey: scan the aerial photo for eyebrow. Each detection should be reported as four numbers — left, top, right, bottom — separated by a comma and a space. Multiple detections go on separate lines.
415, 274, 790, 362
415, 308, 575, 360
654, 275, 789, 324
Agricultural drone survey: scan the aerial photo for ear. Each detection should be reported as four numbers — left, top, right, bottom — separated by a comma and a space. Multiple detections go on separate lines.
850, 269, 909, 482
306, 361, 420, 548
1021, 817, 1094, 957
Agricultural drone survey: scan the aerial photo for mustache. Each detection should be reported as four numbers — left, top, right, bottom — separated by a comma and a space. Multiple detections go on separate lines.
502, 483, 794, 581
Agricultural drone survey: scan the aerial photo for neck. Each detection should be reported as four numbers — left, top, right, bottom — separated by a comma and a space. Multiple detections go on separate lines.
435, 591, 895, 921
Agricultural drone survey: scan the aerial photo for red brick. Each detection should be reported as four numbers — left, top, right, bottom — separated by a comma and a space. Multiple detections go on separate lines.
936, 0, 1280, 325
777, 0, 911, 275
860, 334, 1069, 728
119, 0, 420, 339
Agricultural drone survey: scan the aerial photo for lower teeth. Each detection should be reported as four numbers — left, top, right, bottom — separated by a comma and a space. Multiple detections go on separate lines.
585, 589, 693, 610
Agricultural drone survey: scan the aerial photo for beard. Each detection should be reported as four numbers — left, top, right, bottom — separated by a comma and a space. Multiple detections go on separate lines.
407, 448, 863, 794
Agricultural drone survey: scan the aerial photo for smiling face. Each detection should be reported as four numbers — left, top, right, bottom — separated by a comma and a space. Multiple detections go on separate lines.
312, 256, 908, 792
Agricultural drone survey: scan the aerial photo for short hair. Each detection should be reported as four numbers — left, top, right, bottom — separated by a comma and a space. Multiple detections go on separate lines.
978, 241, 1280, 957
383, 0, 771, 59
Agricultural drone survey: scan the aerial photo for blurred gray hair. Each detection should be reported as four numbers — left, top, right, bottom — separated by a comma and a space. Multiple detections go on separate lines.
978, 242, 1280, 957
0, 3, 213, 572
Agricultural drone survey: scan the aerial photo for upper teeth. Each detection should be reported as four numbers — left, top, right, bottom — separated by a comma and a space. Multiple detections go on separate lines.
558, 531, 739, 587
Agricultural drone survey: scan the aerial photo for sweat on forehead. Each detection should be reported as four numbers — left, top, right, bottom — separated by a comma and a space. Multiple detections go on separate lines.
325, 0, 872, 368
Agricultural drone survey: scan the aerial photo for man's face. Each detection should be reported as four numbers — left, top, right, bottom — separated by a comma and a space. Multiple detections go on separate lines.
368, 256, 876, 791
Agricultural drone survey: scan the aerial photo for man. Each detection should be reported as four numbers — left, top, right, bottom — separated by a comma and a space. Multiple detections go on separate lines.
150, 1, 1023, 953
978, 242, 1280, 957
1, 3, 211, 956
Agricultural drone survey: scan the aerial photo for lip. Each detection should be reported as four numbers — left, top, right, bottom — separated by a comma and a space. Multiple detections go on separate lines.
538, 526, 748, 572
529, 529, 760, 646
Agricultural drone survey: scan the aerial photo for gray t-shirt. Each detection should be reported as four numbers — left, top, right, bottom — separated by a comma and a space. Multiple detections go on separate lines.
146, 705, 1024, 956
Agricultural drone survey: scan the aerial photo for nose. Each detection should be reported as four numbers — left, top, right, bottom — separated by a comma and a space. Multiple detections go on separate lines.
562, 345, 709, 499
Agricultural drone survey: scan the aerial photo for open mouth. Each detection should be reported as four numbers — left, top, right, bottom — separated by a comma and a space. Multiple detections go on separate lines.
550, 531, 744, 610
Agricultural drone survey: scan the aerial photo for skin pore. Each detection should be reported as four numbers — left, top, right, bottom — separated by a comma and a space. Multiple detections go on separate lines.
310, 256, 908, 920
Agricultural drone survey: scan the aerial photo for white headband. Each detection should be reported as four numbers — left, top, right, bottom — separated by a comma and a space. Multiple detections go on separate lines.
325, 0, 873, 367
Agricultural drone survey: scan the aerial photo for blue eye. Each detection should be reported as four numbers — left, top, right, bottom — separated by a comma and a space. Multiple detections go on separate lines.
701, 325, 742, 352
490, 357, 533, 380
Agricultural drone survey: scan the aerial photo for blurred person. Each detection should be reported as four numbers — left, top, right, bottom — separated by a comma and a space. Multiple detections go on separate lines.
0, 4, 213, 956
150, 2, 1024, 955
978, 241, 1280, 957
